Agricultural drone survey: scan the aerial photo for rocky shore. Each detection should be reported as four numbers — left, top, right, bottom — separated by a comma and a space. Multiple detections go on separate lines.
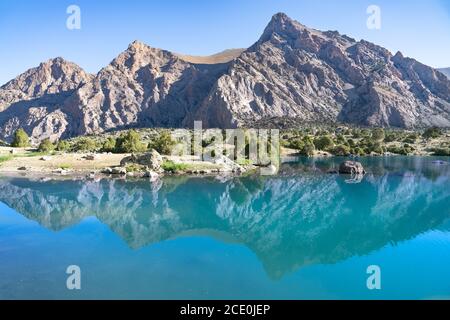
0, 147, 258, 180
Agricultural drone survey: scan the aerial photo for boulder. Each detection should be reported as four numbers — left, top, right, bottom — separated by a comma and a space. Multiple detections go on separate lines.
339, 161, 365, 175
120, 150, 163, 172
111, 167, 127, 175
101, 167, 113, 174
144, 170, 159, 181
120, 155, 134, 167
205, 154, 244, 173
40, 156, 52, 161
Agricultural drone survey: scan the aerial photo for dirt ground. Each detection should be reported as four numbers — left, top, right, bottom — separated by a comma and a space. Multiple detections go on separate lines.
0, 149, 127, 173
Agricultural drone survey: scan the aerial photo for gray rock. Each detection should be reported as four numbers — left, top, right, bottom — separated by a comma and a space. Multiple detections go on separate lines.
120, 150, 163, 172
143, 170, 159, 180
83, 154, 97, 161
111, 167, 127, 175
339, 161, 366, 175
101, 167, 113, 174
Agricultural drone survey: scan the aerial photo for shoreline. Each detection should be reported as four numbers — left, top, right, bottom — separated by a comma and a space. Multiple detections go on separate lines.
1, 149, 448, 182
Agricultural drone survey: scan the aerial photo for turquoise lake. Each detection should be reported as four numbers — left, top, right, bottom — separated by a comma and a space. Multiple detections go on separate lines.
0, 156, 450, 300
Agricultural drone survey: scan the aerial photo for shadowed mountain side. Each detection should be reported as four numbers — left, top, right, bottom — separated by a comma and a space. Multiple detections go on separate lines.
0, 160, 449, 279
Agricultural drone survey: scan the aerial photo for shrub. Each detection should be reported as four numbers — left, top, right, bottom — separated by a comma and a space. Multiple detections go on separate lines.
287, 138, 304, 150
299, 142, 315, 157
115, 130, 146, 153
387, 146, 404, 155
38, 138, 55, 153
72, 137, 98, 152
313, 136, 334, 150
403, 143, 415, 154
423, 127, 442, 139
384, 133, 397, 143
335, 134, 347, 145
352, 147, 366, 156
162, 160, 188, 173
432, 148, 450, 156
56, 140, 70, 152
149, 130, 176, 155
11, 128, 30, 148
372, 128, 385, 141
347, 139, 356, 147
370, 142, 385, 154
330, 144, 351, 156
102, 137, 116, 153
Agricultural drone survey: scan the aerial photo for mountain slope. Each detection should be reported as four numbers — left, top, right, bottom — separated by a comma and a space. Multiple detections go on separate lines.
62, 41, 229, 136
0, 58, 93, 142
0, 13, 449, 142
195, 13, 450, 128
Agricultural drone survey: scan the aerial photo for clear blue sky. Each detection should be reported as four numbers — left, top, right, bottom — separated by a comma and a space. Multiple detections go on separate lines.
1, 0, 449, 85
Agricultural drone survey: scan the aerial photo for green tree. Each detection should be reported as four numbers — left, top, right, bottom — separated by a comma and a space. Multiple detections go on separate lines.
56, 140, 70, 152
372, 128, 385, 142
38, 138, 55, 153
352, 147, 366, 156
72, 137, 98, 152
330, 144, 351, 156
299, 142, 315, 157
115, 130, 146, 153
101, 137, 117, 153
11, 128, 30, 148
423, 127, 442, 139
313, 136, 334, 150
149, 130, 176, 155
287, 138, 304, 150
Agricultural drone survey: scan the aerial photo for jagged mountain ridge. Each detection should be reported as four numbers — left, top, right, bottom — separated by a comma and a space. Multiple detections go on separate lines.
1, 12, 450, 142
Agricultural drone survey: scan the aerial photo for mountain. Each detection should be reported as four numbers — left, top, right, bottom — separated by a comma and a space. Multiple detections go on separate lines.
196, 13, 450, 128
1, 12, 450, 142
0, 57, 93, 142
439, 68, 450, 79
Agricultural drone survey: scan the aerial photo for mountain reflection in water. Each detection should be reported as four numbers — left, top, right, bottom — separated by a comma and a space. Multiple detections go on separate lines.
0, 156, 449, 280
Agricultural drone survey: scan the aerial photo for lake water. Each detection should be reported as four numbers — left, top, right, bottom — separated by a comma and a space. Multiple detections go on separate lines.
0, 156, 450, 300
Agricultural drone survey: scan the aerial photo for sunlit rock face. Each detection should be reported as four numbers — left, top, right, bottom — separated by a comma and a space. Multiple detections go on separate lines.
1, 14, 450, 142
0, 158, 449, 279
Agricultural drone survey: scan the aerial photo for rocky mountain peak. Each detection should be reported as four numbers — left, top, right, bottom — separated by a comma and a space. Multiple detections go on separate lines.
1, 57, 92, 95
0, 12, 449, 143
260, 12, 308, 42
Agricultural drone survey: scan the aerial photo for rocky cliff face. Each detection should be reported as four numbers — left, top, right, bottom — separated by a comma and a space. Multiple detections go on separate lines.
196, 13, 450, 128
0, 58, 93, 142
1, 13, 450, 142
